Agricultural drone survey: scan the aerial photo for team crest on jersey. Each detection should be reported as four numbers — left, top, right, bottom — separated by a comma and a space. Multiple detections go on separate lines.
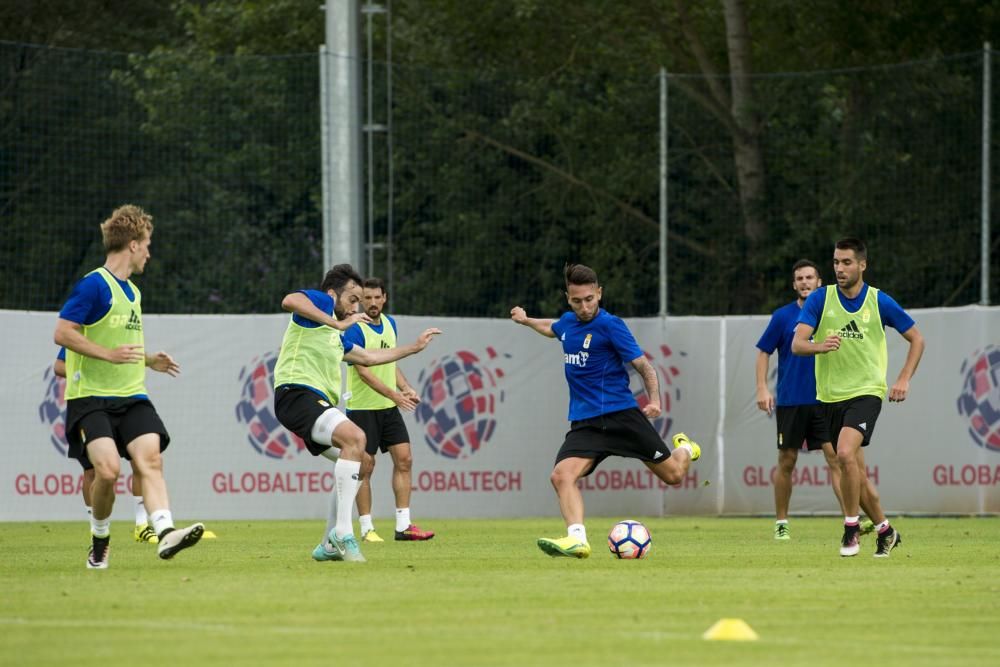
861, 309, 871, 324
583, 333, 592, 349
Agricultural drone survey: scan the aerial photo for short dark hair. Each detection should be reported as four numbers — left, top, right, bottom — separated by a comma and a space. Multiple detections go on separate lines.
363, 277, 386, 294
320, 264, 363, 293
835, 238, 867, 261
564, 263, 599, 288
791, 259, 820, 277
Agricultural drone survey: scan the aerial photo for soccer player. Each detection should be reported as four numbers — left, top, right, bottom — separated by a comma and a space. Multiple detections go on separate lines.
344, 278, 435, 543
757, 260, 859, 539
55, 348, 158, 543
511, 263, 701, 559
273, 265, 440, 563
54, 205, 205, 569
792, 238, 924, 558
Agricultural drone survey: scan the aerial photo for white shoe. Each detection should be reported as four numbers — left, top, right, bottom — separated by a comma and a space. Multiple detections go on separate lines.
157, 523, 205, 560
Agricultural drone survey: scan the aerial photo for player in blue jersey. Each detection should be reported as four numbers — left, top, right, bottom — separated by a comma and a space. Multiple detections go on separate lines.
756, 260, 880, 540
511, 264, 701, 559
54, 204, 204, 568
793, 238, 925, 557
54, 348, 158, 543
273, 265, 440, 563
342, 278, 435, 543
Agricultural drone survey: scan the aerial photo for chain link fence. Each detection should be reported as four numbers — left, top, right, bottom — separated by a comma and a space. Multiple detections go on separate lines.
2, 41, 996, 316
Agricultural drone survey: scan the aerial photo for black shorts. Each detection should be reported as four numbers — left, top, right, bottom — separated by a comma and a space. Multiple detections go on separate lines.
348, 408, 410, 456
775, 404, 830, 451
65, 397, 169, 462
274, 385, 337, 457
556, 407, 670, 476
824, 395, 883, 448
76, 452, 94, 471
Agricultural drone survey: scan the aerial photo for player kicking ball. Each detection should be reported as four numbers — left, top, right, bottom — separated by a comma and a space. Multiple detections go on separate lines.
511, 264, 701, 558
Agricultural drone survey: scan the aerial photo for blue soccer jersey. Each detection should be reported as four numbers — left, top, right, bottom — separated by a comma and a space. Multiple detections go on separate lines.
798, 284, 915, 335
550, 308, 643, 421
58, 268, 136, 325
756, 301, 819, 406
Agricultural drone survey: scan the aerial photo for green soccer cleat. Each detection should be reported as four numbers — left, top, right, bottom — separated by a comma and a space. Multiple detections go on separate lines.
859, 518, 876, 535
537, 535, 591, 559
671, 432, 701, 461
774, 523, 790, 540
134, 524, 159, 544
331, 533, 366, 563
361, 529, 385, 543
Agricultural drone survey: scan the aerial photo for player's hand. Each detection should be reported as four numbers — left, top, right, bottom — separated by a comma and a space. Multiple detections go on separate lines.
642, 402, 662, 419
414, 328, 442, 351
147, 351, 180, 377
333, 311, 373, 330
510, 306, 528, 324
818, 334, 841, 353
393, 390, 419, 412
889, 379, 910, 402
400, 386, 421, 404
108, 344, 145, 364
756, 388, 775, 416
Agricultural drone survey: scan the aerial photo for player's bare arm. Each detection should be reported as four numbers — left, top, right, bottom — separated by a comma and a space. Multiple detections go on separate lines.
791, 322, 840, 356
355, 363, 418, 411
280, 292, 371, 331
55, 318, 144, 364
345, 328, 442, 367
889, 325, 925, 402
396, 367, 420, 404
510, 306, 556, 338
755, 349, 775, 415
630, 356, 661, 419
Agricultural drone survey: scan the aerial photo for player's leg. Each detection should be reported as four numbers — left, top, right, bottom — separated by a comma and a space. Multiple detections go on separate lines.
774, 448, 798, 538
537, 456, 594, 558
389, 442, 433, 540
86, 436, 120, 569
79, 459, 94, 516
314, 415, 367, 562
130, 463, 157, 543
820, 442, 846, 516
123, 402, 204, 560
357, 453, 383, 541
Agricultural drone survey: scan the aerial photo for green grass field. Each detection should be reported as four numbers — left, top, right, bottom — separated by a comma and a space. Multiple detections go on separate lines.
2, 517, 998, 667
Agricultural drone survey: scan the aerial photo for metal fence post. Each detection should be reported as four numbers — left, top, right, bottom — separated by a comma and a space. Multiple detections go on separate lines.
982, 41, 992, 305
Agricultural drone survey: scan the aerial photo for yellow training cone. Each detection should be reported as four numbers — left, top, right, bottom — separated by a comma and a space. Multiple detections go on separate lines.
202, 530, 217, 539
702, 618, 759, 641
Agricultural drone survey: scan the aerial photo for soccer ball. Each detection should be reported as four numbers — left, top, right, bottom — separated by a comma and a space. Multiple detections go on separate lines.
607, 520, 652, 559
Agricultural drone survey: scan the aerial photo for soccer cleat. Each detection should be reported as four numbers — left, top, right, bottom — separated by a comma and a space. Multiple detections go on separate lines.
87, 536, 110, 569
774, 523, 790, 540
157, 523, 205, 560
874, 527, 902, 558
859, 518, 876, 535
134, 524, 159, 544
331, 533, 366, 562
839, 524, 861, 557
537, 535, 591, 559
671, 432, 701, 461
361, 529, 385, 543
394, 524, 435, 541
312, 528, 345, 561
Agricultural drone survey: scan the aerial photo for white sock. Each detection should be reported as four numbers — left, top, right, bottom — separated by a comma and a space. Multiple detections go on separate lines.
334, 459, 362, 539
775, 519, 788, 525
677, 443, 693, 457
359, 514, 375, 534
150, 509, 174, 537
91, 515, 110, 538
396, 508, 411, 532
844, 515, 860, 525
134, 496, 148, 526
876, 520, 890, 532
568, 523, 587, 542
